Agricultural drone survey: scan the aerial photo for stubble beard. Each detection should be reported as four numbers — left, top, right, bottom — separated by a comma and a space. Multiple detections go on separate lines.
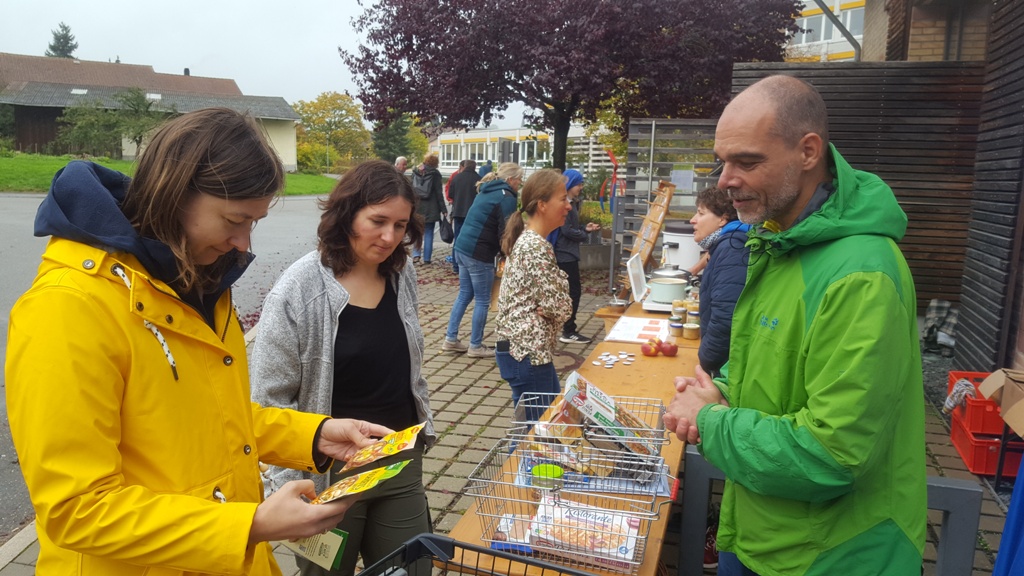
731, 163, 803, 226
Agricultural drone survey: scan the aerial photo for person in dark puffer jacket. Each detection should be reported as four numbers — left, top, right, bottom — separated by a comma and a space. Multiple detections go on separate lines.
691, 186, 750, 377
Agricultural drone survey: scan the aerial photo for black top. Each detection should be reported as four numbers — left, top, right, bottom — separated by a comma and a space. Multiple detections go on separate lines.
332, 278, 417, 431
449, 169, 482, 219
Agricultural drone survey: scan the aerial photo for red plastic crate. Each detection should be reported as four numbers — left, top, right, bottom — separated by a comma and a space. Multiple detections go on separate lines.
947, 371, 1003, 436
950, 413, 1022, 477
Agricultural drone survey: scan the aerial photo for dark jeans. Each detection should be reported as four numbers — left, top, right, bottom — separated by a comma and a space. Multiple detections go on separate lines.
718, 552, 760, 576
296, 449, 429, 576
557, 259, 581, 334
495, 348, 560, 422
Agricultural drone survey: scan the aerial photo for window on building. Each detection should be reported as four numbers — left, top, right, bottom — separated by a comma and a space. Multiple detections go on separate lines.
440, 143, 460, 168
797, 15, 823, 43
842, 7, 864, 37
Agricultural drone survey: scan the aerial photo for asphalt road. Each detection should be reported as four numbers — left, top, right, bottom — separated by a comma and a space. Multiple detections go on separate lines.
0, 192, 324, 545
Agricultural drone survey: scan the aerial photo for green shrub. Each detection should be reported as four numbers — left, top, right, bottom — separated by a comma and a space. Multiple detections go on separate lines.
579, 200, 613, 229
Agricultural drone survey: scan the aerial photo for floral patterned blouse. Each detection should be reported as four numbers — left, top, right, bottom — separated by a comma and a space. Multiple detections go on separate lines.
496, 229, 572, 365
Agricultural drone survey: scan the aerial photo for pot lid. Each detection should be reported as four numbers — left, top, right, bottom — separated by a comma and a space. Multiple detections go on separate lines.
651, 264, 691, 279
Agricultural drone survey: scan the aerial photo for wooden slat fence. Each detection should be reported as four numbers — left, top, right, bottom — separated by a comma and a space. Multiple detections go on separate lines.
956, 0, 1024, 371
617, 62, 986, 308
731, 62, 985, 307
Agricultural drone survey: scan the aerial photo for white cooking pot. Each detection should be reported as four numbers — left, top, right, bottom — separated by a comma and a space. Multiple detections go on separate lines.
648, 277, 689, 304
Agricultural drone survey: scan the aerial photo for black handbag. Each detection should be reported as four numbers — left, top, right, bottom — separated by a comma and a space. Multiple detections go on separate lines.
439, 215, 454, 244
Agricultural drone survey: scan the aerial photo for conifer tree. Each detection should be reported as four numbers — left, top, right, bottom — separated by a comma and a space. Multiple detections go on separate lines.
45, 22, 78, 58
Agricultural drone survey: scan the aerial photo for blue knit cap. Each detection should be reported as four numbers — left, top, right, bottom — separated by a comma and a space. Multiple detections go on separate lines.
564, 169, 584, 190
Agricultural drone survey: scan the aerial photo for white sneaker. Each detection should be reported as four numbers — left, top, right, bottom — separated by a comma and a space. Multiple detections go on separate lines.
466, 346, 493, 358
442, 339, 468, 353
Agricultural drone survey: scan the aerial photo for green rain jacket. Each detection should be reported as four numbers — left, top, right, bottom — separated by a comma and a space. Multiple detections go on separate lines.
697, 145, 926, 576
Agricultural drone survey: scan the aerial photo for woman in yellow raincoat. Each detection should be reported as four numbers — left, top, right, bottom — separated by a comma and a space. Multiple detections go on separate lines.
5, 108, 391, 576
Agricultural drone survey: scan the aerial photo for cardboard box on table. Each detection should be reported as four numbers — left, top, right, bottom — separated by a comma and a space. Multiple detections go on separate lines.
979, 369, 1024, 436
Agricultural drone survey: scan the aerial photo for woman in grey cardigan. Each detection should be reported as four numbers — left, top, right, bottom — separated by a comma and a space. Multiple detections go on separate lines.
251, 160, 435, 576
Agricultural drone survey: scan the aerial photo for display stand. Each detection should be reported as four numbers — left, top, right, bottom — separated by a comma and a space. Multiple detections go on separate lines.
615, 181, 675, 302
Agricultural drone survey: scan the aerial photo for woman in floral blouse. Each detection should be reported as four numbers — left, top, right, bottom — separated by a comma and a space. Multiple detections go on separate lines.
495, 169, 573, 418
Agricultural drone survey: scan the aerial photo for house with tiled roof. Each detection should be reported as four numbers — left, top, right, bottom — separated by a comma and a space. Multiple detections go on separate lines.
0, 52, 300, 170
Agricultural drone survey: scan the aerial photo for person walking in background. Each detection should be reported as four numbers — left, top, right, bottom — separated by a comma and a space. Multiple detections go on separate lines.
663, 75, 925, 575
252, 160, 435, 576
394, 156, 408, 173
478, 159, 493, 178
448, 159, 480, 274
411, 152, 446, 264
445, 160, 465, 204
495, 169, 572, 418
689, 186, 750, 377
550, 169, 601, 344
4, 108, 390, 576
443, 162, 523, 357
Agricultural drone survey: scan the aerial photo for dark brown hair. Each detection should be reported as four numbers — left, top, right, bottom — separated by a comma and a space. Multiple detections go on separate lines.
695, 187, 738, 221
122, 107, 283, 292
318, 159, 423, 276
500, 169, 565, 255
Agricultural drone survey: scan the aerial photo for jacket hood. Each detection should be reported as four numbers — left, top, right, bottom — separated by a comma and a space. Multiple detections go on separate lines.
479, 178, 515, 196
34, 161, 252, 294
34, 161, 184, 285
756, 145, 907, 255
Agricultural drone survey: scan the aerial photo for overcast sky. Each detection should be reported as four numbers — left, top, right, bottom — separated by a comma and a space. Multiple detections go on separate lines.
1, 0, 524, 127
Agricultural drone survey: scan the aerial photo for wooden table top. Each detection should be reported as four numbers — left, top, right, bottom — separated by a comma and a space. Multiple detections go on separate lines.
446, 308, 698, 576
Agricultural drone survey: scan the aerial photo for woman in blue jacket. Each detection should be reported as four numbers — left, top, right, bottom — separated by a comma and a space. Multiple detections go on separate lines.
691, 186, 750, 376
443, 163, 523, 357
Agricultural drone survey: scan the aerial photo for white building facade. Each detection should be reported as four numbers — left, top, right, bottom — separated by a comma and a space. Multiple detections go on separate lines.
787, 0, 866, 62
432, 125, 614, 177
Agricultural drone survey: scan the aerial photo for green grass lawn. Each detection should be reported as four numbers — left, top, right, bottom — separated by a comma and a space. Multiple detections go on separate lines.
0, 153, 336, 196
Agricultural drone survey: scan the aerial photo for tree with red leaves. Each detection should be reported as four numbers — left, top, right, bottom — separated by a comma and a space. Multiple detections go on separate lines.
342, 0, 801, 170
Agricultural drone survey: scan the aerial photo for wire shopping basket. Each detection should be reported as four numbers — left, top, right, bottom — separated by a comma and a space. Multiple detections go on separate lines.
360, 533, 595, 576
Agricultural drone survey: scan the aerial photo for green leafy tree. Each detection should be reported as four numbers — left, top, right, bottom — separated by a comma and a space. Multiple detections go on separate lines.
45, 22, 78, 58
56, 102, 121, 157
293, 92, 372, 170
114, 88, 173, 152
405, 116, 429, 164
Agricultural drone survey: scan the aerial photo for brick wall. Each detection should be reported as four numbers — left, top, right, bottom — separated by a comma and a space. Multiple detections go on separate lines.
907, 1, 990, 62
907, 7, 948, 61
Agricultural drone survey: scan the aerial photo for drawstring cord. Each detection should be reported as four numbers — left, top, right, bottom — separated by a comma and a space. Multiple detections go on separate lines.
110, 264, 179, 381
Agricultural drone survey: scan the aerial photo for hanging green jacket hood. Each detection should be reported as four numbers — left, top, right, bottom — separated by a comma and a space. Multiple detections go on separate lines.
697, 144, 926, 575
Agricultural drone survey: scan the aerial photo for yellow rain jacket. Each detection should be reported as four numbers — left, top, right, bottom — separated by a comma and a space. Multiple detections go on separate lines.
6, 238, 328, 576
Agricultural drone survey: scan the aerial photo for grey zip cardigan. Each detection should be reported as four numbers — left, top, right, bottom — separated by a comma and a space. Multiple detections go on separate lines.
250, 250, 435, 496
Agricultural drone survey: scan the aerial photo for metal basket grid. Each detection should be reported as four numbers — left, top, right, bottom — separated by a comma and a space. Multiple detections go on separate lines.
466, 388, 670, 576
509, 392, 669, 460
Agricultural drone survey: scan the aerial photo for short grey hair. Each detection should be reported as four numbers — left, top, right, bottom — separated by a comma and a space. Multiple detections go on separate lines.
743, 75, 830, 148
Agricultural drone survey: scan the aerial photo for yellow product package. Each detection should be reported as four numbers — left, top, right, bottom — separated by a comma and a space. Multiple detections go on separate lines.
311, 459, 411, 504
339, 421, 425, 473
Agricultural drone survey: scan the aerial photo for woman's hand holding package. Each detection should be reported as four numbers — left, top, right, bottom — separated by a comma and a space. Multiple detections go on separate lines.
248, 479, 354, 544
318, 418, 395, 462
